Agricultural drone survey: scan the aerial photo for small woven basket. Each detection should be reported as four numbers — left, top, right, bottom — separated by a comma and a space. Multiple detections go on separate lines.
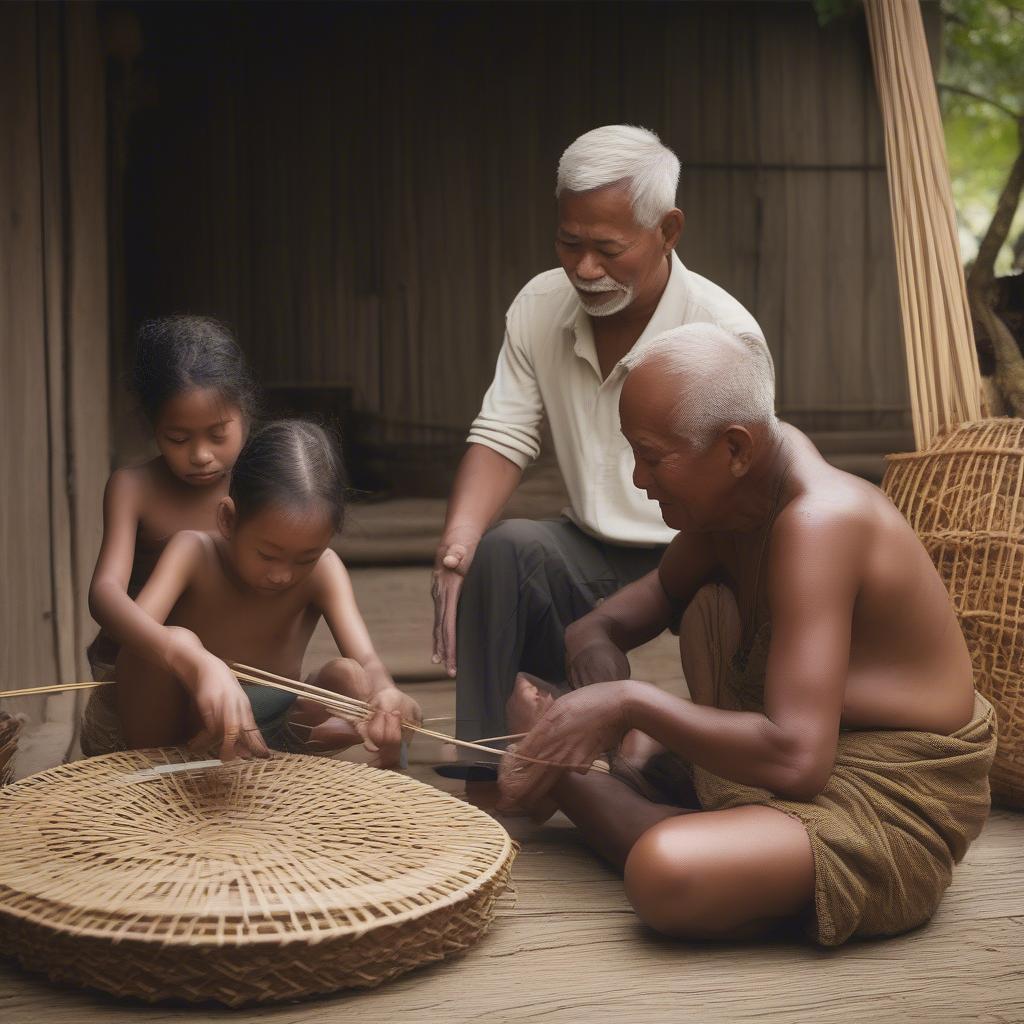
0, 749, 516, 1005
0, 712, 24, 787
883, 418, 1024, 807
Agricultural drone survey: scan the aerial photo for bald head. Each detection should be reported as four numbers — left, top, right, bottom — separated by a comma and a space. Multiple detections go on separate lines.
622, 324, 776, 451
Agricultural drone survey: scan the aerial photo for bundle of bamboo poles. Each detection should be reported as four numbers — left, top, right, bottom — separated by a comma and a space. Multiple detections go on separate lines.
863, 0, 983, 447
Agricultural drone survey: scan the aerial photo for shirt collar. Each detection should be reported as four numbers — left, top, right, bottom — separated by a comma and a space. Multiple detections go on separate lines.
563, 252, 691, 379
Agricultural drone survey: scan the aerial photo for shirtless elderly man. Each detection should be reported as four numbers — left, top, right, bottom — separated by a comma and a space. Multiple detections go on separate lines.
499, 324, 996, 946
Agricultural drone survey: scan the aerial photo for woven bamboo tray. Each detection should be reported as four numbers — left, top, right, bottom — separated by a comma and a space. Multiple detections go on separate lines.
0, 748, 516, 1005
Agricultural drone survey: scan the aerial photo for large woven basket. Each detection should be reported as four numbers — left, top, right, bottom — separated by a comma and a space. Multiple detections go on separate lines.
0, 749, 516, 1005
883, 418, 1024, 807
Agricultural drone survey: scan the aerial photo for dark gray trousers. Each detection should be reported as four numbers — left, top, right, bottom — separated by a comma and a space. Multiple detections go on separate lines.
455, 517, 665, 740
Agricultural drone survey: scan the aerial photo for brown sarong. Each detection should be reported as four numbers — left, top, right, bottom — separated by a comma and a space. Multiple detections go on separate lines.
646, 614, 997, 946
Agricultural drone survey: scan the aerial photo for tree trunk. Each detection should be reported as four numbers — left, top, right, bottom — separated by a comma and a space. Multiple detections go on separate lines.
968, 127, 1024, 294
972, 298, 1024, 416
965, 121, 1024, 416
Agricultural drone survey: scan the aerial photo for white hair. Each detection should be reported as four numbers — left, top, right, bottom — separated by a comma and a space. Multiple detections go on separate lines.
556, 125, 681, 230
625, 323, 777, 450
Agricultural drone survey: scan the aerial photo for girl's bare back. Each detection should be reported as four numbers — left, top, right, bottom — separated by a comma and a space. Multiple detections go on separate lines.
166, 531, 322, 680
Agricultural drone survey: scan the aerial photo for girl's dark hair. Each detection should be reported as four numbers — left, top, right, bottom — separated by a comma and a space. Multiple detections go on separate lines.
131, 315, 259, 422
229, 419, 347, 532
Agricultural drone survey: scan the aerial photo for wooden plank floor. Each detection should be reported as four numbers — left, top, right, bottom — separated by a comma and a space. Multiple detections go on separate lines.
2, 566, 1023, 1023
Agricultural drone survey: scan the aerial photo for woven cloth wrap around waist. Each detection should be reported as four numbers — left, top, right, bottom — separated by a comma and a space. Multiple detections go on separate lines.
642, 623, 998, 946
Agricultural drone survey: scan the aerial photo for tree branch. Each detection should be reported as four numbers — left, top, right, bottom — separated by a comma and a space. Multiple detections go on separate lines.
971, 297, 1024, 417
968, 141, 1024, 293
1012, 229, 1024, 272
937, 83, 1021, 121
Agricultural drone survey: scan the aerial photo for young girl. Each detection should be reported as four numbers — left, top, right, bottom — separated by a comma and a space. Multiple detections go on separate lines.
83, 316, 257, 753
82, 419, 422, 765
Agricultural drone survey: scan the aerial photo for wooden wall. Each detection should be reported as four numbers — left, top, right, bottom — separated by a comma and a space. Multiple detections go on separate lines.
0, 2, 109, 769
119, 1, 918, 447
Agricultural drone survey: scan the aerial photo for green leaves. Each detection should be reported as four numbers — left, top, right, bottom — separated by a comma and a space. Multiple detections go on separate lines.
940, 0, 1024, 270
811, 0, 862, 26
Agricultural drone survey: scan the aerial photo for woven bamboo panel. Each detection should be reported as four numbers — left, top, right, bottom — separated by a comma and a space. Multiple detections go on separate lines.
122, 3, 909, 441
883, 419, 1024, 807
0, 749, 515, 1005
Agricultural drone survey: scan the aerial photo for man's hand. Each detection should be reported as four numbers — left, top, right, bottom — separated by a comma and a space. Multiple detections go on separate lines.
359, 686, 423, 767
185, 654, 270, 761
431, 527, 481, 677
496, 681, 632, 814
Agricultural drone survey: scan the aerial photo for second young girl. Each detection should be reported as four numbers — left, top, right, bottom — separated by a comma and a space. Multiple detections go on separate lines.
82, 419, 422, 764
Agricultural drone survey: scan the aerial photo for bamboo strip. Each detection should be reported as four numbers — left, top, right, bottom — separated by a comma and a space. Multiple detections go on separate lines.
0, 680, 112, 700
230, 662, 602, 771
3, 669, 605, 774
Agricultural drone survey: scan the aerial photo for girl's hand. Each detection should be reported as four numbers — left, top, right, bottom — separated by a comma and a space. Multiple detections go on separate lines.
497, 681, 631, 813
186, 654, 270, 761
359, 687, 423, 768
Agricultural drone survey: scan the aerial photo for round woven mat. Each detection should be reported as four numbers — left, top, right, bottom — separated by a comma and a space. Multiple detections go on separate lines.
0, 749, 515, 1005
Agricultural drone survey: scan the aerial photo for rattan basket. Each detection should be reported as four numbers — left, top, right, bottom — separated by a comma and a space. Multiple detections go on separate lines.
0, 748, 516, 1005
884, 418, 1024, 807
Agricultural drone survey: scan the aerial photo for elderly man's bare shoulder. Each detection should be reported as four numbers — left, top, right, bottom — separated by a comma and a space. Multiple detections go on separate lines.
772, 460, 913, 568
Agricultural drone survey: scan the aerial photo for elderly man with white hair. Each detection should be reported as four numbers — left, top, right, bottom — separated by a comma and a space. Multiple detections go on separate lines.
432, 125, 766, 750
497, 323, 995, 946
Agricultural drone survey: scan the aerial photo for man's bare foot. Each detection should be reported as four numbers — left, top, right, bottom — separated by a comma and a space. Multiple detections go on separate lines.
607, 730, 675, 802
618, 729, 664, 765
500, 674, 564, 824
505, 673, 557, 735
497, 748, 560, 825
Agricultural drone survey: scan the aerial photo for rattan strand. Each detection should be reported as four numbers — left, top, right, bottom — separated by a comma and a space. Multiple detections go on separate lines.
883, 418, 1024, 807
0, 748, 516, 1005
1, 668, 608, 773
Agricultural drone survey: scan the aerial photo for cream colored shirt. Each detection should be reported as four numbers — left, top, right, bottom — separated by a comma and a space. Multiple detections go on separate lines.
467, 253, 766, 546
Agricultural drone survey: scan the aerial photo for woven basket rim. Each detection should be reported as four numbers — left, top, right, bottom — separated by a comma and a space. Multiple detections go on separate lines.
0, 750, 515, 948
883, 417, 1024, 463
885, 444, 1024, 462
